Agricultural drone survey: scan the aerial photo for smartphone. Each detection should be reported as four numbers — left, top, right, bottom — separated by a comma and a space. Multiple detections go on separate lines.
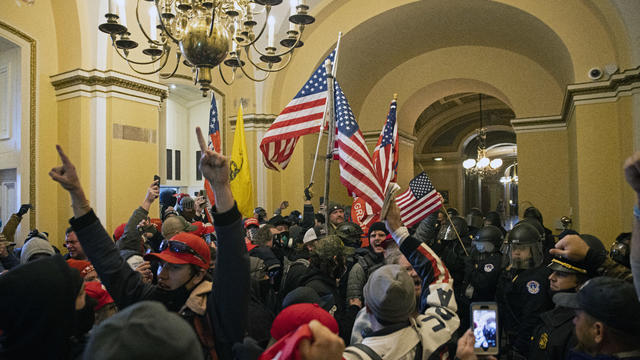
319, 196, 325, 206
153, 174, 160, 184
470, 302, 499, 355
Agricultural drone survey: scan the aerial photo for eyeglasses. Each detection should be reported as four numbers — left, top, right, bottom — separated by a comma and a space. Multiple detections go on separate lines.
159, 240, 206, 264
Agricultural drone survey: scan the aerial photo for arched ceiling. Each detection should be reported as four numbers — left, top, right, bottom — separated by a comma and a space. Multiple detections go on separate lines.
331, 0, 574, 117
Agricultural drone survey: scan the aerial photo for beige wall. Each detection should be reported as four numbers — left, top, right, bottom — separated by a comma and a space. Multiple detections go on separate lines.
517, 130, 570, 233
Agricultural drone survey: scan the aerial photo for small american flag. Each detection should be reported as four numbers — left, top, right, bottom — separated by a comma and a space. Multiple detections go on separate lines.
334, 81, 384, 212
203, 95, 221, 208
372, 98, 398, 194
395, 172, 442, 227
260, 50, 336, 170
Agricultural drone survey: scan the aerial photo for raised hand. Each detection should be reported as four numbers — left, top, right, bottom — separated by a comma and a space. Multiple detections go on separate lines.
196, 126, 229, 188
49, 145, 82, 193
49, 145, 90, 217
624, 152, 640, 198
549, 234, 589, 261
385, 200, 403, 233
142, 180, 160, 211
196, 127, 233, 213
298, 320, 345, 360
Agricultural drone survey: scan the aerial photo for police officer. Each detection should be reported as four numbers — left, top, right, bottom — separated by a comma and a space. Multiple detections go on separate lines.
497, 221, 553, 359
459, 225, 504, 334
465, 207, 484, 237
528, 243, 596, 360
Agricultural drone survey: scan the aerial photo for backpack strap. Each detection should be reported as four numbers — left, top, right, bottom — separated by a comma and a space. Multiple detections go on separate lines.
193, 312, 219, 360
346, 343, 383, 360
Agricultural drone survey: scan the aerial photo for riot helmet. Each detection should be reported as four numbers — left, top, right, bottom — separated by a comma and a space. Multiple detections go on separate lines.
466, 208, 484, 229
446, 207, 460, 217
484, 211, 503, 228
473, 225, 503, 253
523, 206, 544, 225
518, 218, 545, 243
610, 232, 631, 267
335, 221, 363, 248
507, 221, 544, 269
442, 216, 469, 241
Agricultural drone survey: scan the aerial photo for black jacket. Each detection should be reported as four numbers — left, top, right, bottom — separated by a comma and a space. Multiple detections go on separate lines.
70, 204, 249, 360
529, 305, 577, 360
497, 265, 553, 356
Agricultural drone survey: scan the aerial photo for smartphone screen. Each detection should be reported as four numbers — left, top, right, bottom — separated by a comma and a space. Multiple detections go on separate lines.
471, 302, 499, 355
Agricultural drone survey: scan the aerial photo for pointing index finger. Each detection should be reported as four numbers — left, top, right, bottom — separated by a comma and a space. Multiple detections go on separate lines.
56, 145, 71, 166
196, 127, 208, 153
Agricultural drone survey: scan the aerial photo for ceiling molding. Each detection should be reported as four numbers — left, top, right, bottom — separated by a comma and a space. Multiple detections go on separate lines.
50, 68, 168, 105
512, 66, 640, 133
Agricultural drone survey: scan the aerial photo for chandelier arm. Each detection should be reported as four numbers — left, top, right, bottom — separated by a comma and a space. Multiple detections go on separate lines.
249, 25, 305, 58
235, 60, 271, 82
236, 5, 272, 48
136, 0, 166, 47
218, 65, 236, 86
241, 48, 294, 73
124, 47, 172, 74
207, 0, 216, 38
159, 51, 182, 79
154, 0, 182, 44
112, 41, 169, 65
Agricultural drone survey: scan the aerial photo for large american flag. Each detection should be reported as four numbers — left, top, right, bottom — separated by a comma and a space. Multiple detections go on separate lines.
334, 81, 384, 212
259, 50, 336, 170
372, 98, 398, 194
395, 172, 442, 227
203, 94, 221, 209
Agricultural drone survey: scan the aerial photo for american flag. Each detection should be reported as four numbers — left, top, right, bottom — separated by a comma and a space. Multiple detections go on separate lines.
334, 81, 384, 212
203, 94, 221, 209
260, 50, 336, 170
372, 98, 398, 194
395, 172, 442, 227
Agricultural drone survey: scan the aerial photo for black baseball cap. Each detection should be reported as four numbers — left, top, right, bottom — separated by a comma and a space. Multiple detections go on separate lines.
553, 277, 640, 332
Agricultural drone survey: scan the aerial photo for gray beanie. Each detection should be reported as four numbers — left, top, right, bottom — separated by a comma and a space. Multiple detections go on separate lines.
364, 264, 416, 324
20, 237, 55, 264
84, 301, 204, 360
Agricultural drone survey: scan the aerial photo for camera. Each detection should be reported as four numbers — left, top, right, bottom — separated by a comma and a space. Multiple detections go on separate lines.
588, 67, 603, 80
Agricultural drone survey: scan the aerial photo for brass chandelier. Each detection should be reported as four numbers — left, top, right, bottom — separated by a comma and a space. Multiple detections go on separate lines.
462, 94, 503, 177
99, 0, 315, 95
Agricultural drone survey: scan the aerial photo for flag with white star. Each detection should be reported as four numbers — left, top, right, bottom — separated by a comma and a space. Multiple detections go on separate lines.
334, 81, 384, 212
372, 97, 399, 194
260, 50, 336, 171
395, 171, 443, 227
203, 94, 221, 209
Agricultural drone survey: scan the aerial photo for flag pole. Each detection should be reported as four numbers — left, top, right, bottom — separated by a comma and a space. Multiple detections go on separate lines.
309, 32, 342, 188
322, 58, 336, 234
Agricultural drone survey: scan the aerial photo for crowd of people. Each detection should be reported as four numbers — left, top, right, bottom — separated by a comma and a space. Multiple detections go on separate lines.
0, 126, 639, 360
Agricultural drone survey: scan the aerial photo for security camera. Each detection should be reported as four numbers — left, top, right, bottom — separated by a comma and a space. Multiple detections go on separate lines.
588, 67, 603, 80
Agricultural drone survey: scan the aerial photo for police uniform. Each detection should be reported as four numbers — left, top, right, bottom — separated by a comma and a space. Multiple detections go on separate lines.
497, 265, 553, 357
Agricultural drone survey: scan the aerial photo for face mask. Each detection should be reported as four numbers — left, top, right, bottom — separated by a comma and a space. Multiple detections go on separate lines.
154, 272, 196, 312
473, 241, 495, 253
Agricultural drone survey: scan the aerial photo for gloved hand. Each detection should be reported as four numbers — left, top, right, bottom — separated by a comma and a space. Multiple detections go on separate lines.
304, 184, 313, 201
17, 204, 32, 217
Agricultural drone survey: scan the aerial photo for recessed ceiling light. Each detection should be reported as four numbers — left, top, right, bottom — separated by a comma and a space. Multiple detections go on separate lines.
434, 157, 443, 161
170, 84, 176, 89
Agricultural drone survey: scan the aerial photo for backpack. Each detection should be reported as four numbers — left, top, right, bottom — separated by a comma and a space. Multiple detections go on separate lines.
278, 257, 310, 300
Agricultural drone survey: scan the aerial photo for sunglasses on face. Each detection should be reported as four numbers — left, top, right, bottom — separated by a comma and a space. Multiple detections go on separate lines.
159, 240, 206, 264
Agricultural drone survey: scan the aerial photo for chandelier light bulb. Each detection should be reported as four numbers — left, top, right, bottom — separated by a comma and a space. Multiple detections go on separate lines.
463, 159, 476, 169
490, 158, 503, 169
477, 157, 490, 168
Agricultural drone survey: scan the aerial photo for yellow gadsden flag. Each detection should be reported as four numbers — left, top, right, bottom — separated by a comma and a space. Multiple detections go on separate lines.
229, 105, 254, 217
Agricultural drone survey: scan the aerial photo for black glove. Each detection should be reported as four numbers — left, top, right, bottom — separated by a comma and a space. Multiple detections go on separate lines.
17, 204, 32, 217
304, 184, 313, 201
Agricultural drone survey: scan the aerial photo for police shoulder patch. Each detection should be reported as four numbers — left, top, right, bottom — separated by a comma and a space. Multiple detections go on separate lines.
484, 263, 494, 272
538, 333, 548, 349
527, 280, 541, 294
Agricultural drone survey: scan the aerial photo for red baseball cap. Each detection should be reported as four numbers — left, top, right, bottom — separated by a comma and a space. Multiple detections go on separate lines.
244, 217, 259, 229
66, 259, 95, 278
144, 232, 210, 270
84, 281, 115, 311
113, 223, 126, 242
270, 303, 339, 340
